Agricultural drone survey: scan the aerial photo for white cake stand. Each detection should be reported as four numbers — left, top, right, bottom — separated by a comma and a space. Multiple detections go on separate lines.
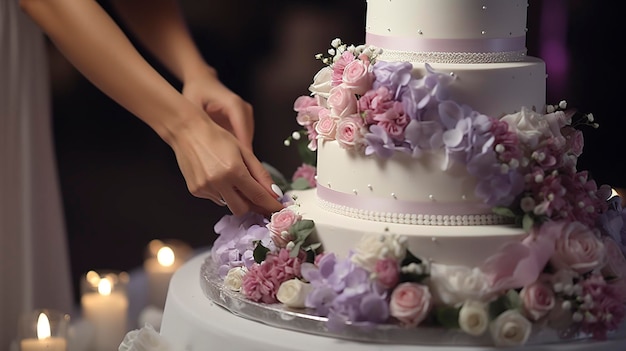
160, 252, 626, 351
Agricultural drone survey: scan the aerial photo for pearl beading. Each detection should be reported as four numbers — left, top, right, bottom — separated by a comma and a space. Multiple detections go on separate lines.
317, 197, 511, 226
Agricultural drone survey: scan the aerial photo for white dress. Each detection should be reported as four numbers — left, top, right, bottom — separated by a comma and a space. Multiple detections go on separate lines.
0, 1, 73, 348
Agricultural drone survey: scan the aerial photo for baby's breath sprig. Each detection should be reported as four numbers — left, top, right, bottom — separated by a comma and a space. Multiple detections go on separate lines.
283, 130, 304, 147
547, 100, 599, 129
314, 38, 383, 66
284, 130, 316, 166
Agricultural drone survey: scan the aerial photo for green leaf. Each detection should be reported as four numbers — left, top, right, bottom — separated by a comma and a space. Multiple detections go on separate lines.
297, 139, 317, 166
489, 295, 508, 319
505, 289, 523, 311
492, 206, 517, 217
435, 306, 461, 329
262, 162, 290, 192
291, 177, 312, 190
488, 290, 522, 319
290, 219, 315, 241
522, 213, 534, 232
289, 241, 304, 257
253, 241, 270, 264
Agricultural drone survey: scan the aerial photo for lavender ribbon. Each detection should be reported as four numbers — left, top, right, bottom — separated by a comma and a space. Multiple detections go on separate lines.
317, 185, 492, 216
366, 33, 526, 53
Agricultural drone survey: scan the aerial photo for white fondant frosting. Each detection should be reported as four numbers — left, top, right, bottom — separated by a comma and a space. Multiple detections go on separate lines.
417, 59, 546, 118
295, 188, 526, 267
366, 0, 529, 63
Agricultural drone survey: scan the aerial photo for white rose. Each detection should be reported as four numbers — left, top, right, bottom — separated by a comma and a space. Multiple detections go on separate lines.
500, 107, 549, 149
276, 279, 312, 308
308, 66, 333, 99
458, 300, 489, 336
224, 267, 247, 292
351, 234, 407, 271
428, 265, 493, 306
119, 324, 170, 351
489, 310, 532, 347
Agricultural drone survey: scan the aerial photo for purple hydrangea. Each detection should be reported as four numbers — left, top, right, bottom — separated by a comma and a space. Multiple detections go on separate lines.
211, 212, 274, 278
301, 253, 389, 330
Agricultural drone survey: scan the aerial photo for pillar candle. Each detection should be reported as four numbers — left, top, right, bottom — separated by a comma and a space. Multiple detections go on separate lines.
81, 271, 129, 351
18, 311, 69, 351
144, 239, 191, 309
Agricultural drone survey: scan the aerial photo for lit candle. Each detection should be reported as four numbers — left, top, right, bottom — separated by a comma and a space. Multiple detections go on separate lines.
144, 239, 191, 309
81, 270, 129, 351
18, 311, 68, 351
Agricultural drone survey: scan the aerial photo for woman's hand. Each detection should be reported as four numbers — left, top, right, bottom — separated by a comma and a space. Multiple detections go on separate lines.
182, 67, 255, 150
166, 107, 283, 216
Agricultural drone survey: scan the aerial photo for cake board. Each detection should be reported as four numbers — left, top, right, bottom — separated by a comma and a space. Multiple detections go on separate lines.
159, 252, 626, 351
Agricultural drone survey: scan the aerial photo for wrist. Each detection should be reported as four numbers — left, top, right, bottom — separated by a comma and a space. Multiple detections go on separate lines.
155, 98, 210, 146
182, 62, 218, 84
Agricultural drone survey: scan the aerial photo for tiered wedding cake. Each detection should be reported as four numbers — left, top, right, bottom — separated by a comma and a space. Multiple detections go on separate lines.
158, 0, 626, 350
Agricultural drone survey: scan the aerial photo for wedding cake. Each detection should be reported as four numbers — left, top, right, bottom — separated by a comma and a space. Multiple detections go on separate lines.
157, 0, 626, 350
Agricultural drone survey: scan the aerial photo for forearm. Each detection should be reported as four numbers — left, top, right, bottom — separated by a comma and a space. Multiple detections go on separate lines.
110, 0, 214, 83
19, 0, 197, 142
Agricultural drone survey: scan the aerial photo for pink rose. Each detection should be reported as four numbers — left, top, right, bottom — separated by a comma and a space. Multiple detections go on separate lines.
550, 221, 606, 274
292, 163, 317, 188
267, 208, 302, 248
293, 95, 318, 112
315, 111, 338, 141
336, 116, 364, 149
389, 282, 431, 327
342, 58, 372, 95
601, 237, 626, 279
295, 105, 324, 128
327, 85, 357, 118
374, 258, 399, 289
331, 51, 355, 87
520, 280, 555, 321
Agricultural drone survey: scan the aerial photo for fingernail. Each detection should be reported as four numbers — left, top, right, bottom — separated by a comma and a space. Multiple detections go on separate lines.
271, 184, 283, 199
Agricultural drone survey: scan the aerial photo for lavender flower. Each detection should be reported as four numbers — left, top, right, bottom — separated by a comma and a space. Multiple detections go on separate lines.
302, 253, 389, 330
372, 61, 413, 99
211, 212, 273, 277
364, 124, 396, 158
596, 195, 626, 252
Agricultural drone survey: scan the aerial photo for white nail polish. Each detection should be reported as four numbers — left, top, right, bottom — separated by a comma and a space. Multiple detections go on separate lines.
271, 184, 283, 199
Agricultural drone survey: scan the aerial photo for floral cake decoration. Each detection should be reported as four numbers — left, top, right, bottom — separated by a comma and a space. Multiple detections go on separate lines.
210, 39, 626, 347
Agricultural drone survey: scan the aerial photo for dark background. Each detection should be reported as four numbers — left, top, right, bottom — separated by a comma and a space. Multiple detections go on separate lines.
47, 0, 623, 302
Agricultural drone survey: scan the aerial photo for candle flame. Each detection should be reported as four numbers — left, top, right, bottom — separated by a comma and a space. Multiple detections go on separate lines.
157, 246, 175, 267
86, 270, 100, 287
98, 277, 112, 296
36, 313, 51, 340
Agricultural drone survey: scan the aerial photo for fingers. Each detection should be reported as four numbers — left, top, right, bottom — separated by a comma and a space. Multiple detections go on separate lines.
234, 151, 284, 216
219, 101, 254, 151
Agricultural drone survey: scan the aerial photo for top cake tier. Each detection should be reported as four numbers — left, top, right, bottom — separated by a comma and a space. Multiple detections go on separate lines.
366, 0, 529, 63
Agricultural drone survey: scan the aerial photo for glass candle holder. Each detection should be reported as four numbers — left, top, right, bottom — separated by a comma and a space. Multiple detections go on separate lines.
18, 309, 70, 351
80, 270, 129, 351
144, 239, 192, 309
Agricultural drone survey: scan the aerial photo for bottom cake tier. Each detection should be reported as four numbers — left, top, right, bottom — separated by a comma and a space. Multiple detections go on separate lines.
159, 252, 626, 351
